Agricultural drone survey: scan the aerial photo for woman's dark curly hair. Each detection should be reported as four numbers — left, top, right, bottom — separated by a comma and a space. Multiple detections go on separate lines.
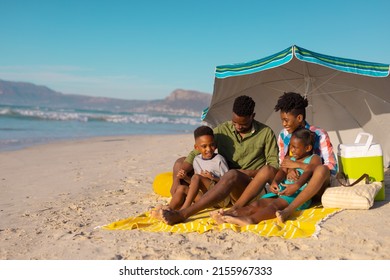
274, 92, 308, 119
233, 95, 255, 117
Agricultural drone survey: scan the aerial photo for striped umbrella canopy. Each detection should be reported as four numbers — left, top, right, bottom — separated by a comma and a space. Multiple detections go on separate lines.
202, 45, 390, 167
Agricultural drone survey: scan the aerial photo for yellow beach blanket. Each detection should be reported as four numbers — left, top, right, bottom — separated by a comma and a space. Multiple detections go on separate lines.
102, 205, 341, 239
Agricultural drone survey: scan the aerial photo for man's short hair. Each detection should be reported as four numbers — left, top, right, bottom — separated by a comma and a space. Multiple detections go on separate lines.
194, 125, 214, 139
233, 95, 255, 116
274, 92, 308, 119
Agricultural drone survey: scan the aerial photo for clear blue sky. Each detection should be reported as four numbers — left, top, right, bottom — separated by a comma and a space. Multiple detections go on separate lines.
1, 0, 389, 100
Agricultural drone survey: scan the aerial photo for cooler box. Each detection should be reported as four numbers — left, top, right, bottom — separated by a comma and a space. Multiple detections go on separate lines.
338, 132, 385, 201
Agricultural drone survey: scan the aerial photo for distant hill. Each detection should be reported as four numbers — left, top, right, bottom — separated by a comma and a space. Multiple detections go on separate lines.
0, 80, 212, 116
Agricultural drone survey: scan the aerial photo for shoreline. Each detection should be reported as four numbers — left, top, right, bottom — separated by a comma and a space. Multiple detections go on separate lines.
0, 131, 195, 154
0, 134, 389, 260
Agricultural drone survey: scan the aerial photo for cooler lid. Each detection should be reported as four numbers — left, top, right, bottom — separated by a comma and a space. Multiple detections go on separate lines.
338, 132, 383, 158
338, 143, 383, 157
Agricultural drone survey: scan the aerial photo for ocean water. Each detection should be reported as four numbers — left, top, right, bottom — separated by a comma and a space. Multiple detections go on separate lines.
0, 104, 201, 152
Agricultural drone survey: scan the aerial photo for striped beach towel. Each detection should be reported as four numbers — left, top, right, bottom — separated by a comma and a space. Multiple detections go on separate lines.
101, 205, 341, 239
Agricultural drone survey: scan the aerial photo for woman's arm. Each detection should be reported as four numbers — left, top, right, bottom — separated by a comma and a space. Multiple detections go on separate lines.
278, 155, 322, 196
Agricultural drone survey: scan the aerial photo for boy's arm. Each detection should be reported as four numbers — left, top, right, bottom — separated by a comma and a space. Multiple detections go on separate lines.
177, 152, 197, 184
199, 170, 220, 182
177, 168, 192, 184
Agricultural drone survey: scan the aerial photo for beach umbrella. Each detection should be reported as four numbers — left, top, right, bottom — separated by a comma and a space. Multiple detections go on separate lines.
202, 45, 390, 167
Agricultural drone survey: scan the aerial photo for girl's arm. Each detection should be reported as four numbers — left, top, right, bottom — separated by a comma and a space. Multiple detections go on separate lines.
269, 168, 288, 194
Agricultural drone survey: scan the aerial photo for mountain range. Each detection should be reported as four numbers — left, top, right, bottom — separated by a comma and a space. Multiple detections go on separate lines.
0, 79, 212, 116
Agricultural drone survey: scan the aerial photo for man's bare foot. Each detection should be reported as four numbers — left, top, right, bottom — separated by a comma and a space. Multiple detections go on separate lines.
161, 209, 186, 225
275, 208, 292, 223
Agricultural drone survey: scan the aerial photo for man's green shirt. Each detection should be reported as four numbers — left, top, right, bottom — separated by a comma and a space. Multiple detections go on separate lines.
185, 120, 279, 171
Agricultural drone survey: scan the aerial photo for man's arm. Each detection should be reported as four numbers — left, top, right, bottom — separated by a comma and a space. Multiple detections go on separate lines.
264, 127, 280, 170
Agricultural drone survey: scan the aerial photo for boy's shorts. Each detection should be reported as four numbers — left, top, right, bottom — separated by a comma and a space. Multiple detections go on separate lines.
199, 180, 231, 208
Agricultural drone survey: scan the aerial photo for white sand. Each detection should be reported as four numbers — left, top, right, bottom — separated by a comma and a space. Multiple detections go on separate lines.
0, 134, 389, 260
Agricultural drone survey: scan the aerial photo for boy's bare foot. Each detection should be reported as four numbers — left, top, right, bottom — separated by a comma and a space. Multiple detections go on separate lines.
160, 205, 171, 211
150, 208, 163, 220
161, 209, 186, 225
150, 205, 171, 220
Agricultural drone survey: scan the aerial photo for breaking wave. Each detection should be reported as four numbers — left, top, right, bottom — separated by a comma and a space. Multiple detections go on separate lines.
0, 106, 201, 125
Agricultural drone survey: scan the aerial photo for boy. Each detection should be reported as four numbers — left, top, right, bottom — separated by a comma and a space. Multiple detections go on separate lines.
151, 126, 229, 218
171, 125, 229, 210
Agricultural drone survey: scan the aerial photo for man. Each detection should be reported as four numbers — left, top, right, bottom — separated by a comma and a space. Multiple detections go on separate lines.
162, 95, 279, 225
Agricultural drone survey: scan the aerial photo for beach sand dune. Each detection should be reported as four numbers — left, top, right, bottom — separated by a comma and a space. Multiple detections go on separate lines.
0, 134, 389, 260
